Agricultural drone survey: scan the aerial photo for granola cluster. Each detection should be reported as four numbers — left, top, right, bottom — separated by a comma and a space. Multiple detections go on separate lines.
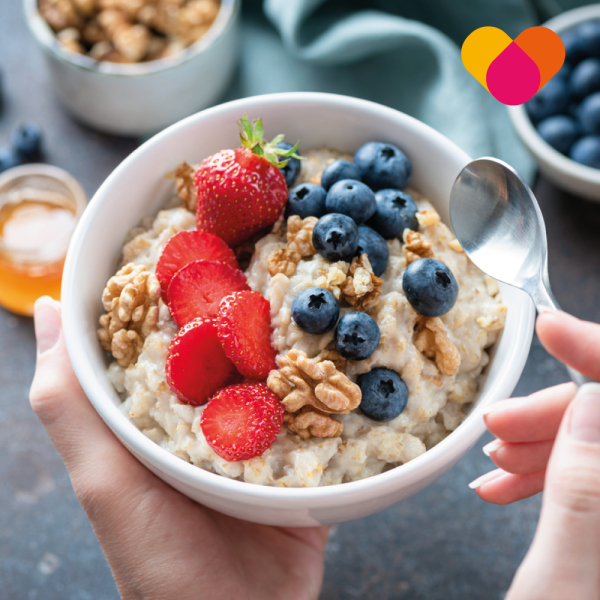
98, 263, 161, 368
39, 0, 220, 63
267, 349, 361, 440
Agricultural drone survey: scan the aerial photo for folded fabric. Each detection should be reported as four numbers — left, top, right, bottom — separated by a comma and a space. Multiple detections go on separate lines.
223, 0, 594, 183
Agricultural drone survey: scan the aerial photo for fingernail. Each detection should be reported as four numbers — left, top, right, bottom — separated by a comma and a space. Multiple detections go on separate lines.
34, 297, 61, 355
468, 469, 505, 490
481, 403, 499, 416
570, 383, 600, 444
482, 439, 503, 456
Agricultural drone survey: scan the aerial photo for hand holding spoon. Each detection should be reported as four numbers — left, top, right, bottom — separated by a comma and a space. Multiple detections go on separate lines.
449, 157, 594, 386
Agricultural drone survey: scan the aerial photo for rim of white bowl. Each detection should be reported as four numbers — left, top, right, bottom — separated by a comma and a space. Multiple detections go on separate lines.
507, 4, 600, 187
23, 0, 239, 77
62, 92, 535, 501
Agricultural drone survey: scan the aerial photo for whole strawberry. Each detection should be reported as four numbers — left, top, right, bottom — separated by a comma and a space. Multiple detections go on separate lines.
194, 115, 299, 247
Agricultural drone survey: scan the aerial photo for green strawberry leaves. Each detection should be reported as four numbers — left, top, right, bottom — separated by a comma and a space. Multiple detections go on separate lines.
238, 114, 301, 168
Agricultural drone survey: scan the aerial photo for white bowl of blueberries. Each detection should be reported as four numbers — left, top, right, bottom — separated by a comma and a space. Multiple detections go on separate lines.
508, 4, 600, 201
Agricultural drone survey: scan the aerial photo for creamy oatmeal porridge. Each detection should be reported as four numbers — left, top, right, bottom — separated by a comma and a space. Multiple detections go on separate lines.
102, 144, 507, 488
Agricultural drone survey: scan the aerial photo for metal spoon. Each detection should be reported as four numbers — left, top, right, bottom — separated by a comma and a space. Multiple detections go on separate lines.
449, 157, 593, 386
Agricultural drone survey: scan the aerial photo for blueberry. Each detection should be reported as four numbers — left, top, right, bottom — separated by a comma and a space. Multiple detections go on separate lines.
335, 312, 380, 361
556, 61, 572, 81
562, 28, 591, 64
577, 92, 600, 134
354, 142, 412, 191
537, 115, 581, 155
276, 142, 301, 188
320, 160, 362, 191
569, 135, 600, 168
10, 122, 42, 161
356, 225, 389, 276
402, 258, 458, 317
367, 189, 418, 239
357, 368, 408, 421
525, 78, 570, 125
0, 145, 22, 174
312, 213, 359, 262
569, 21, 600, 62
287, 183, 327, 219
569, 58, 600, 99
291, 287, 339, 335
326, 179, 376, 224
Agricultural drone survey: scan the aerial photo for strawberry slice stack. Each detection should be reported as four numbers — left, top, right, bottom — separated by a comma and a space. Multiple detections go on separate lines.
156, 115, 299, 462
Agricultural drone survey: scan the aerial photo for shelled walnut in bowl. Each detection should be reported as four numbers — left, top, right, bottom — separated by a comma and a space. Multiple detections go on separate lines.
38, 0, 221, 63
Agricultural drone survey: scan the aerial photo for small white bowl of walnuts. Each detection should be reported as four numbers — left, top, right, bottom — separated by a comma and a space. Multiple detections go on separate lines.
24, 0, 240, 136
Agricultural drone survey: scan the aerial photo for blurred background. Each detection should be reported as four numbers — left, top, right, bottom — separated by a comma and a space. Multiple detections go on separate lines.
1, 0, 599, 598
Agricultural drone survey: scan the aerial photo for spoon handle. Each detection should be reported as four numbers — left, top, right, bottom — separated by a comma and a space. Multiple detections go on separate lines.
531, 284, 596, 387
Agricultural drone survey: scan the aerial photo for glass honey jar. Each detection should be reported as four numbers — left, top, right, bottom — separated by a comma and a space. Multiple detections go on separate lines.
0, 165, 87, 316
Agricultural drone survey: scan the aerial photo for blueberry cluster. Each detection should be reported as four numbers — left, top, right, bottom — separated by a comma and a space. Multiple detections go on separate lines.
0, 123, 43, 174
287, 141, 415, 278
526, 20, 600, 167
285, 141, 457, 423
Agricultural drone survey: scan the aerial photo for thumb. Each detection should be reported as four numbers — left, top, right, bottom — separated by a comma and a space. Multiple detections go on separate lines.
507, 383, 600, 600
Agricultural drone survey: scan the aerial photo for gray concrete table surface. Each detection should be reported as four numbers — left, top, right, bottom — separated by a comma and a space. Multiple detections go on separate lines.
1, 4, 599, 600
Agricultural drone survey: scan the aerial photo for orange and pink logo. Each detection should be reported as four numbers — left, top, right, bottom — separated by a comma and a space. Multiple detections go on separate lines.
461, 26, 565, 105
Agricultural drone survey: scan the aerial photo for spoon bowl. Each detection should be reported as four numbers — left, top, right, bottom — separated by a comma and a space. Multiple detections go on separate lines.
450, 157, 593, 387
450, 158, 549, 300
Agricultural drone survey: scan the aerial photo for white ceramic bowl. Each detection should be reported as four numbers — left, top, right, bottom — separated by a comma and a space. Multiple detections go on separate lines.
24, 0, 240, 137
508, 4, 600, 202
62, 93, 535, 527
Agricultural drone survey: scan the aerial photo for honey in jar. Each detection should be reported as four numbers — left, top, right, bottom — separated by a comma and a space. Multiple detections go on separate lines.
0, 165, 87, 317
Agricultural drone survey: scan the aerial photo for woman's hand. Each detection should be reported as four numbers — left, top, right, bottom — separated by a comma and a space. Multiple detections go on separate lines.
29, 297, 328, 600
470, 310, 600, 600
470, 311, 600, 504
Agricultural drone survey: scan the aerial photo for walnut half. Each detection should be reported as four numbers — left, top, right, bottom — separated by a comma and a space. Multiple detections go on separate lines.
98, 263, 160, 368
267, 349, 361, 439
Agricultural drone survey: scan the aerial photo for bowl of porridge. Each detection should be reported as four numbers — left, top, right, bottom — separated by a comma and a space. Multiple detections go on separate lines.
61, 92, 535, 526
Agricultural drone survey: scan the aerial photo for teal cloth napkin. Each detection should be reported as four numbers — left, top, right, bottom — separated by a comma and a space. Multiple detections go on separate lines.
224, 0, 598, 183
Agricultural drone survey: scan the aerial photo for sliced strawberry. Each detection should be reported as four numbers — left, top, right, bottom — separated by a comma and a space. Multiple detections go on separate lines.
166, 318, 242, 406
167, 260, 249, 327
200, 382, 285, 461
156, 230, 238, 302
217, 291, 277, 381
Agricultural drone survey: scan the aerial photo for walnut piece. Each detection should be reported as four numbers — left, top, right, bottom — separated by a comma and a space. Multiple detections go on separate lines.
167, 161, 196, 212
340, 254, 382, 311
268, 216, 317, 277
113, 22, 152, 62
285, 406, 343, 440
414, 316, 460, 377
267, 349, 361, 439
315, 349, 347, 373
39, 0, 83, 31
403, 230, 434, 266
416, 209, 441, 228
97, 263, 160, 368
39, 0, 221, 64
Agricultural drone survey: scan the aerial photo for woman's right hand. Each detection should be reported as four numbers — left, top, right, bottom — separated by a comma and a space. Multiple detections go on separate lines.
470, 310, 600, 600
470, 311, 600, 505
